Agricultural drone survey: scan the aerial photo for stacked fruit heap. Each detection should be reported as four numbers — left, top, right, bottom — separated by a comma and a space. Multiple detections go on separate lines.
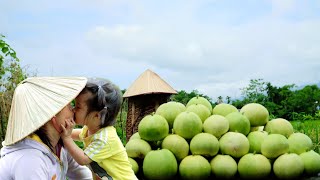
125, 97, 320, 180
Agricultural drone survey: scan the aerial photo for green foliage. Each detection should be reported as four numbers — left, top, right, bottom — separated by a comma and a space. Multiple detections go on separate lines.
115, 99, 128, 145
0, 35, 20, 78
232, 79, 320, 121
0, 35, 28, 148
240, 79, 268, 103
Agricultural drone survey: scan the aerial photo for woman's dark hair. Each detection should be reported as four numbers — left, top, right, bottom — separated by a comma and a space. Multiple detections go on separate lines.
34, 127, 53, 151
80, 79, 122, 128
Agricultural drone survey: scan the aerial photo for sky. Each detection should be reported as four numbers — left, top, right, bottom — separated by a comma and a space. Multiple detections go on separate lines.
1, 0, 320, 102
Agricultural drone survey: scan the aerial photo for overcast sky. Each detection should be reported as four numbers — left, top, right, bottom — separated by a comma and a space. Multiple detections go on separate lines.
1, 0, 320, 102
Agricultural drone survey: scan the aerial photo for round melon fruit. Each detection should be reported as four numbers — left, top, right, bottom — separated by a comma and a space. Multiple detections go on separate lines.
186, 96, 212, 112
264, 118, 294, 138
203, 115, 229, 138
288, 132, 313, 154
161, 134, 189, 161
212, 103, 238, 117
210, 155, 237, 179
300, 150, 320, 176
190, 133, 219, 157
128, 157, 139, 174
143, 149, 178, 180
155, 101, 186, 129
138, 114, 169, 141
261, 134, 289, 159
247, 131, 268, 154
173, 111, 203, 140
186, 104, 211, 123
219, 132, 249, 158
179, 155, 211, 180
238, 153, 271, 179
240, 103, 269, 126
225, 112, 251, 136
273, 153, 304, 179
129, 132, 140, 141
125, 139, 151, 159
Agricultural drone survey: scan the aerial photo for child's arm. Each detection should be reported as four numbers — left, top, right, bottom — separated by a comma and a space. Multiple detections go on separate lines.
61, 119, 92, 166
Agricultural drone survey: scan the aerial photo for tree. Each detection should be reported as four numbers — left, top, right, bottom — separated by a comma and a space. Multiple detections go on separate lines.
240, 79, 268, 104
216, 96, 223, 104
0, 34, 27, 147
171, 90, 213, 106
0, 35, 19, 78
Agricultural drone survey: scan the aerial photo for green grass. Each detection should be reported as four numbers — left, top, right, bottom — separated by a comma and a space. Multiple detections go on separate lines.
291, 120, 320, 153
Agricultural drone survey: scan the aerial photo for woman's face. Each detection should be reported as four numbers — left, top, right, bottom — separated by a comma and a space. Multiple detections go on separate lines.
54, 104, 74, 133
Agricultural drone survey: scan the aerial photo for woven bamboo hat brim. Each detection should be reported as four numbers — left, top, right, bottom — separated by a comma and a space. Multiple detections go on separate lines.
3, 77, 87, 146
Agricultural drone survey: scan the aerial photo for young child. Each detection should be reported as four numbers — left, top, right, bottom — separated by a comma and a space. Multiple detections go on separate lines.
61, 79, 137, 180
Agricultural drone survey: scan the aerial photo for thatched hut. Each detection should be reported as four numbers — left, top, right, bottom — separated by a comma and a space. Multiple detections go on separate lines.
123, 69, 177, 141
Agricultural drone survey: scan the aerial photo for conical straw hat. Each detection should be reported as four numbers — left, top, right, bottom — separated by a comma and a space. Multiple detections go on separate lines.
3, 77, 87, 146
123, 69, 177, 98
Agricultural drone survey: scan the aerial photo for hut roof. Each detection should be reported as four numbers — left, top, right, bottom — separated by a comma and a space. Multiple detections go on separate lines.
123, 69, 177, 98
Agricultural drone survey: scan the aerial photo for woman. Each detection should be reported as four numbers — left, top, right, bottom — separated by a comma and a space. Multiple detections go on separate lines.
0, 77, 92, 180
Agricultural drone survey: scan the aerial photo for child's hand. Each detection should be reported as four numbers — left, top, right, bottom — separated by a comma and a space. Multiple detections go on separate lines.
61, 118, 75, 140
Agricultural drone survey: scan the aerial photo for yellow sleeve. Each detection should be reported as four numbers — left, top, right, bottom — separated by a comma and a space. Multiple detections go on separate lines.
84, 129, 112, 162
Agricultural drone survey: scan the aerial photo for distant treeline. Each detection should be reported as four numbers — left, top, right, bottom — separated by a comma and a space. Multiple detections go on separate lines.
170, 79, 320, 121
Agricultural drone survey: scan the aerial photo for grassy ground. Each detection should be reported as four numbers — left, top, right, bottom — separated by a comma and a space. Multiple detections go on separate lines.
291, 120, 320, 153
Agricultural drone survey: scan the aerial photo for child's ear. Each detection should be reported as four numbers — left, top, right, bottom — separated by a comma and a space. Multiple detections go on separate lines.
94, 112, 101, 120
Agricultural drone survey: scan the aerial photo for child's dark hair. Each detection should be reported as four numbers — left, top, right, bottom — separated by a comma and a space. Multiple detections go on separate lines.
80, 79, 122, 127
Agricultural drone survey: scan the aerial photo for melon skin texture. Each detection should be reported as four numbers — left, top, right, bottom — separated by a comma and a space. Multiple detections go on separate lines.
273, 153, 304, 179
186, 104, 211, 123
210, 155, 237, 179
288, 132, 313, 154
240, 103, 269, 126
143, 149, 178, 180
264, 118, 294, 138
190, 133, 219, 157
300, 150, 320, 176
203, 115, 229, 138
247, 131, 268, 154
219, 132, 250, 158
161, 134, 189, 161
186, 96, 212, 112
173, 111, 203, 140
138, 114, 169, 141
212, 103, 238, 117
238, 153, 271, 179
155, 101, 186, 129
129, 132, 141, 141
125, 138, 151, 159
261, 134, 289, 159
179, 155, 211, 180
225, 112, 251, 136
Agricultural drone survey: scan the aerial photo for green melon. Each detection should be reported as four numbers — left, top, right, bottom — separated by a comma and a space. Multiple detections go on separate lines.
155, 101, 186, 129
161, 134, 189, 161
173, 111, 203, 140
143, 149, 178, 180
179, 155, 211, 180
138, 114, 169, 141
212, 103, 238, 117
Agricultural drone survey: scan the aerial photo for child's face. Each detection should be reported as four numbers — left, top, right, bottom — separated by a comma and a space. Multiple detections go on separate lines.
74, 93, 90, 125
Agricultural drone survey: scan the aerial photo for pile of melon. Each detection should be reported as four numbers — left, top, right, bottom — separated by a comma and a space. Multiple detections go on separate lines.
125, 97, 320, 179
